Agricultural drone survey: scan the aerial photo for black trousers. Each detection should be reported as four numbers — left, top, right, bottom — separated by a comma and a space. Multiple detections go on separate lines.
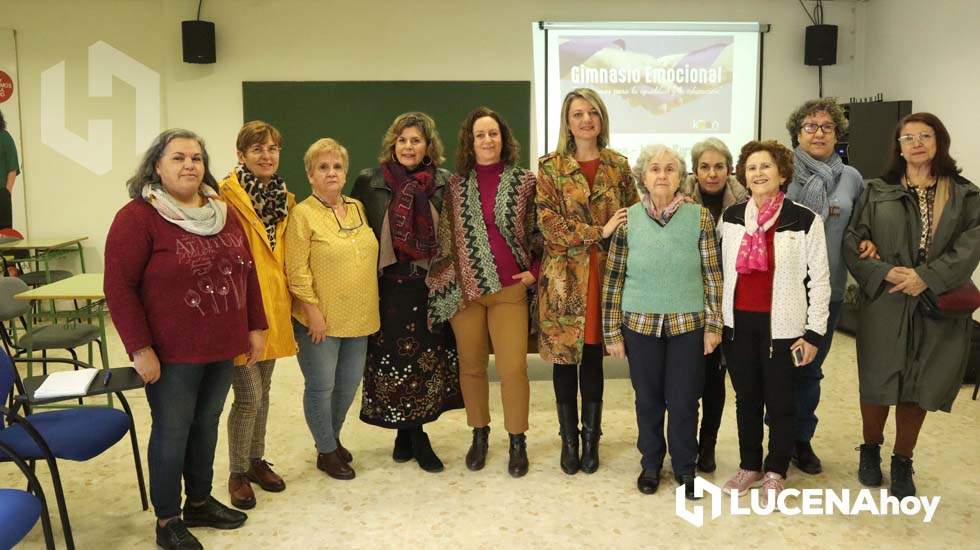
699, 347, 725, 446
724, 310, 795, 477
623, 327, 704, 476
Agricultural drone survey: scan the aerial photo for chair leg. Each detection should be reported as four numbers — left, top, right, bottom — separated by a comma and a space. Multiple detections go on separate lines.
118, 394, 149, 511
35, 479, 57, 550
41, 349, 47, 376
67, 348, 83, 406
973, 380, 978, 400
43, 454, 76, 550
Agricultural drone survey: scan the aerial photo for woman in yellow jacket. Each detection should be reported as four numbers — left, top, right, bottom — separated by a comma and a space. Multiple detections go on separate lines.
218, 121, 297, 510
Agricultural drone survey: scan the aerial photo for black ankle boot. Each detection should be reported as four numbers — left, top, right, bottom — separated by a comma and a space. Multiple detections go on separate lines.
556, 402, 580, 475
890, 454, 916, 498
393, 428, 413, 463
508, 433, 529, 478
857, 443, 883, 487
697, 439, 717, 473
411, 428, 444, 473
465, 426, 490, 471
580, 401, 602, 474
792, 441, 823, 475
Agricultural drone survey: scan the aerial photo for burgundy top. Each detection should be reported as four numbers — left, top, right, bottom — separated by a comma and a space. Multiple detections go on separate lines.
475, 162, 540, 285
734, 220, 778, 313
104, 199, 268, 364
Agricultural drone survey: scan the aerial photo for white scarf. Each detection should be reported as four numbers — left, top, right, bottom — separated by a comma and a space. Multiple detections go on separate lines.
141, 183, 228, 236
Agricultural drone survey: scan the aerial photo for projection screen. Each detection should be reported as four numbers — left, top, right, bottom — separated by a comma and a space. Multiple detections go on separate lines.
532, 21, 769, 166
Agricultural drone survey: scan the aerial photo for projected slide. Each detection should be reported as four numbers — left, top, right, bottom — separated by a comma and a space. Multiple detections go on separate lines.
534, 23, 765, 164
561, 35, 733, 133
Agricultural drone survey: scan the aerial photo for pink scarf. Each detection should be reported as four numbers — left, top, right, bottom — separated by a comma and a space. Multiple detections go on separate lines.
642, 193, 686, 224
736, 192, 785, 274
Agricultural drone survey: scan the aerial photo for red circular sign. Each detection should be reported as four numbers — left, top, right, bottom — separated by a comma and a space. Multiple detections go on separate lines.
0, 71, 13, 103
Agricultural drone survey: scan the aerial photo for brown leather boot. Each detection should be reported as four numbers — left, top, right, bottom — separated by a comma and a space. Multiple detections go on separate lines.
246, 458, 286, 492
317, 450, 355, 480
335, 438, 353, 464
228, 473, 256, 510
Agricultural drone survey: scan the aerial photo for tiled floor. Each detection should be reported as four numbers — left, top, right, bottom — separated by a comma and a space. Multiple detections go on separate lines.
4, 323, 978, 549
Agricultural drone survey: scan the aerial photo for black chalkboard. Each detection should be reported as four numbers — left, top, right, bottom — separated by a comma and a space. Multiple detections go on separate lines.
242, 81, 531, 201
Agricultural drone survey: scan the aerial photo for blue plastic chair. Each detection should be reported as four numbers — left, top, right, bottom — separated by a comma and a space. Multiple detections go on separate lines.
0, 440, 55, 550
0, 350, 147, 550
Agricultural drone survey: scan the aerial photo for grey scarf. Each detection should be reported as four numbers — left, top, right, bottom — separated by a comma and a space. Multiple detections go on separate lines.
141, 183, 228, 236
792, 146, 844, 219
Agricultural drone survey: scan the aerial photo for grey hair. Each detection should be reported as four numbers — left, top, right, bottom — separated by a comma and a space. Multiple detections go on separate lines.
690, 137, 733, 172
632, 144, 686, 197
126, 128, 218, 199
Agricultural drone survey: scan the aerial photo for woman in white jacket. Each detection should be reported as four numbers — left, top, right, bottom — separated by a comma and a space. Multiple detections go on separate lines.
716, 140, 830, 504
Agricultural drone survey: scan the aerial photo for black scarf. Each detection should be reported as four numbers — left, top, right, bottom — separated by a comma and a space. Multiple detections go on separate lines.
236, 164, 288, 249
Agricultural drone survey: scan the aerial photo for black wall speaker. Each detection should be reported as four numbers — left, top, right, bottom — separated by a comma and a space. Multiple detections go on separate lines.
804, 24, 837, 66
182, 21, 216, 64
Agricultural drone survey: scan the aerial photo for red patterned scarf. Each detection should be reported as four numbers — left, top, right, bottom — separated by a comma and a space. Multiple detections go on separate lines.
383, 161, 438, 261
736, 192, 784, 274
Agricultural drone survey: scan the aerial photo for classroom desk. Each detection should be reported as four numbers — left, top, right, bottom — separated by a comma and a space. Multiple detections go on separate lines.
0, 236, 89, 282
14, 274, 110, 404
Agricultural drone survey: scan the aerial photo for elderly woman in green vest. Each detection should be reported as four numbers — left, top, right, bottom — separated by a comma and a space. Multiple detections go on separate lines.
601, 144, 722, 499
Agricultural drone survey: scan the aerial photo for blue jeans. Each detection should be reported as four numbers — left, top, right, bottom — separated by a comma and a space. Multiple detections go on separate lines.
145, 360, 234, 519
293, 319, 367, 453
793, 300, 843, 443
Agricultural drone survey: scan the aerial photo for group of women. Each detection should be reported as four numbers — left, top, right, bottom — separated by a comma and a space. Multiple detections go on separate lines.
102, 87, 979, 550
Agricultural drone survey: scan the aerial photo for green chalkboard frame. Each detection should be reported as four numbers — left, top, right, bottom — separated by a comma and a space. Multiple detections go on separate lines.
242, 81, 531, 201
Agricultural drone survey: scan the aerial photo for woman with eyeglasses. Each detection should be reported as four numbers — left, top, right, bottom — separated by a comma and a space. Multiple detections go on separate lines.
844, 112, 980, 499
218, 121, 296, 510
284, 138, 379, 480
351, 112, 463, 473
783, 99, 873, 477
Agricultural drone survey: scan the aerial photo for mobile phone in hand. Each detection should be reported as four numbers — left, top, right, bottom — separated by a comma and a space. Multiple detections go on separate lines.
791, 346, 805, 367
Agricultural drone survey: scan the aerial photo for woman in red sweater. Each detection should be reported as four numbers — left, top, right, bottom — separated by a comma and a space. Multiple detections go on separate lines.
104, 129, 267, 550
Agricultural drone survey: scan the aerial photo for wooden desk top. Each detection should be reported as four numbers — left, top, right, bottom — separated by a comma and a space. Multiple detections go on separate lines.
0, 236, 88, 251
15, 273, 104, 301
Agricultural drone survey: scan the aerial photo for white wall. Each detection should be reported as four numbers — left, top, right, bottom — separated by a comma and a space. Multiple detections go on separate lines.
4, 0, 863, 270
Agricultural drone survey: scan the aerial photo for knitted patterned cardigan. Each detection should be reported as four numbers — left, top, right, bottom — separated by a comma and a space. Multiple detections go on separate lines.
426, 164, 542, 328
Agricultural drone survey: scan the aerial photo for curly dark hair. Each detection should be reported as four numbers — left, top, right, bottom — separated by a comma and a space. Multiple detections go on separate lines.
785, 97, 848, 147
735, 140, 794, 192
882, 112, 960, 183
454, 106, 520, 175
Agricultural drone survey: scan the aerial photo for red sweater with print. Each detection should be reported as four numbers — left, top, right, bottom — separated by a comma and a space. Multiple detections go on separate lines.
104, 199, 267, 364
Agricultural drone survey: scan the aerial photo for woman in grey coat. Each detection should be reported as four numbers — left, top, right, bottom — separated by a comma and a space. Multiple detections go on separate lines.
843, 112, 980, 500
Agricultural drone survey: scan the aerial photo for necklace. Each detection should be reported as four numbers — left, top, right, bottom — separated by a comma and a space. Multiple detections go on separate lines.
904, 172, 938, 190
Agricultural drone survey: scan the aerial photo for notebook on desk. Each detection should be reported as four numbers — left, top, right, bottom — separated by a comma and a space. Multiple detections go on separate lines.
33, 369, 99, 399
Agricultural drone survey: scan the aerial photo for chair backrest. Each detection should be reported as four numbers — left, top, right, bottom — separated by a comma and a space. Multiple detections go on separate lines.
0, 277, 31, 322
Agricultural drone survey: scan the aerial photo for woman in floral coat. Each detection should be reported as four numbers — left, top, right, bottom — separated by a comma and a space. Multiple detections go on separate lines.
536, 88, 638, 475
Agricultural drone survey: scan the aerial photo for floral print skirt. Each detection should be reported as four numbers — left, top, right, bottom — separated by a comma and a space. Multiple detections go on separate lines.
359, 266, 463, 429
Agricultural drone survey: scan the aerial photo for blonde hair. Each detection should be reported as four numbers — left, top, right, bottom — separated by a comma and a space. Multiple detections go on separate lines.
377, 111, 445, 166
303, 138, 349, 175
555, 88, 610, 155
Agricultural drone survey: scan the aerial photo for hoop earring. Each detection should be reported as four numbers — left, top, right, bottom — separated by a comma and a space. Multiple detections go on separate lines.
391, 152, 398, 163
423, 156, 433, 167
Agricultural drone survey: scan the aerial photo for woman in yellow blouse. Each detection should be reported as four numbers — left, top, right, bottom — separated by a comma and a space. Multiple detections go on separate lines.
284, 138, 380, 481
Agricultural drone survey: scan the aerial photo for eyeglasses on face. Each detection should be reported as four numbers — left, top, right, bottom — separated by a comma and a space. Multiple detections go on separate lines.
801, 123, 837, 135
897, 133, 935, 145
246, 145, 282, 156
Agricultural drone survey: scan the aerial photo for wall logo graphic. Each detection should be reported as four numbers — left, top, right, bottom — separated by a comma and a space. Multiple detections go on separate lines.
41, 41, 160, 175
675, 477, 940, 527
0, 70, 14, 103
